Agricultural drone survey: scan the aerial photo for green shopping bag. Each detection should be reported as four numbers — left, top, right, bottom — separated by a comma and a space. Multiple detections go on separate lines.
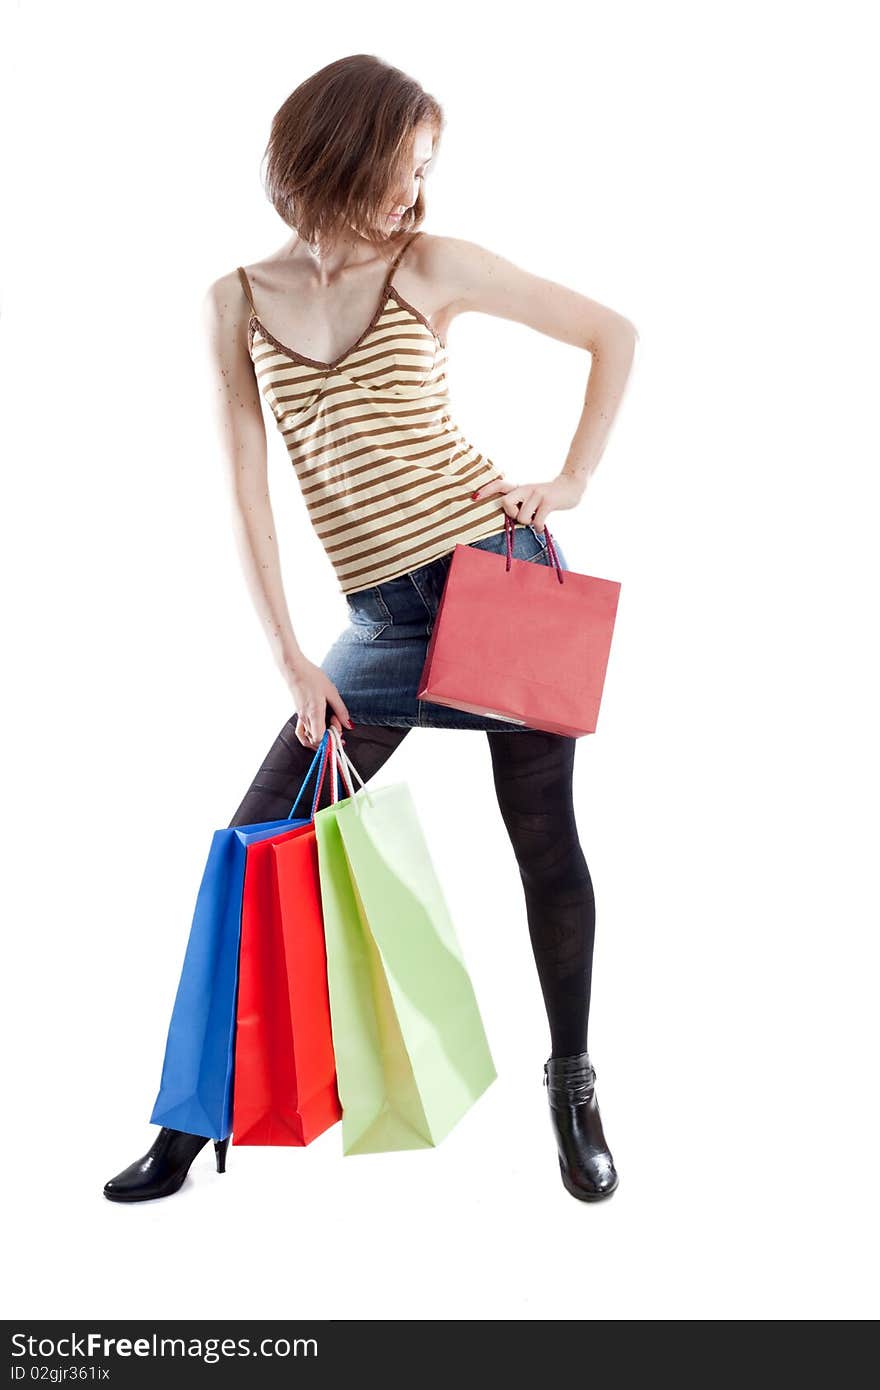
314, 727, 496, 1154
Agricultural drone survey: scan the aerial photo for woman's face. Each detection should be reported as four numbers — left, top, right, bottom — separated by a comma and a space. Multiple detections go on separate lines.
384, 125, 435, 230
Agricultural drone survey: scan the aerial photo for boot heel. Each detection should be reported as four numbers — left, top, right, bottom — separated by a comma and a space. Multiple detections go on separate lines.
214, 1136, 230, 1173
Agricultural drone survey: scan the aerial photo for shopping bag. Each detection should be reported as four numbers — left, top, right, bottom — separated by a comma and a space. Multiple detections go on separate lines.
149, 733, 335, 1141
314, 727, 496, 1155
232, 740, 343, 1146
417, 515, 621, 737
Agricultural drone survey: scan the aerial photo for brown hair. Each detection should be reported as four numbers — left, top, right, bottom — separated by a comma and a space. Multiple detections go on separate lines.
262, 54, 444, 259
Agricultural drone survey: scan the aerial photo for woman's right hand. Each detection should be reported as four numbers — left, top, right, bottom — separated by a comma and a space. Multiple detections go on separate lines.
284, 656, 353, 750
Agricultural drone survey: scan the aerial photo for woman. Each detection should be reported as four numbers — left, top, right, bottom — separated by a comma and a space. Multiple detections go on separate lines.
103, 53, 637, 1205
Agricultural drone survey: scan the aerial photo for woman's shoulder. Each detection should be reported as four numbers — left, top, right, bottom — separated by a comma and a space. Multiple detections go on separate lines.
406, 231, 504, 293
409, 230, 489, 268
202, 265, 256, 318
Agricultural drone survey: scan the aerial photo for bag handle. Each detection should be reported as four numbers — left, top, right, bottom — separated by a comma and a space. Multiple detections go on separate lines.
327, 725, 377, 810
286, 729, 337, 821
328, 734, 351, 803
503, 514, 565, 584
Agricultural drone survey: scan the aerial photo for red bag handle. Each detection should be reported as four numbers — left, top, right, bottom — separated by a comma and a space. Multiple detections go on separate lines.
504, 514, 564, 584
327, 726, 377, 809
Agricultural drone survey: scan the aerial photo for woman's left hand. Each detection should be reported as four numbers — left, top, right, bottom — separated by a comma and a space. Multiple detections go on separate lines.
471, 473, 584, 533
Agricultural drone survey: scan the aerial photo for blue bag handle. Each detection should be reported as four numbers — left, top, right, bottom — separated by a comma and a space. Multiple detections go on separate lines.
286, 728, 342, 821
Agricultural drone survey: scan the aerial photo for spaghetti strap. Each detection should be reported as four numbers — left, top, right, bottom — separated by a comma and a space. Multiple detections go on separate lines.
237, 265, 258, 318
385, 230, 423, 284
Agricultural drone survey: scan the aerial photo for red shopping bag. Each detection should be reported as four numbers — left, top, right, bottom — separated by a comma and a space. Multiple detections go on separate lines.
232, 741, 343, 1146
417, 516, 621, 737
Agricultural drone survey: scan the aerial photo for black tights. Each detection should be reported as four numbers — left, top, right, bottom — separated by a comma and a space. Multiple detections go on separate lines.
228, 719, 595, 1059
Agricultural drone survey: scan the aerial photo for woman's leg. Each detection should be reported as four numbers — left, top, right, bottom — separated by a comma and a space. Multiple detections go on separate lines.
485, 729, 595, 1056
486, 727, 617, 1200
227, 718, 411, 827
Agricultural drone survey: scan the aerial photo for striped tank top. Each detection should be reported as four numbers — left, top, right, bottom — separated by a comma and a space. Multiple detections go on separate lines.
237, 230, 509, 595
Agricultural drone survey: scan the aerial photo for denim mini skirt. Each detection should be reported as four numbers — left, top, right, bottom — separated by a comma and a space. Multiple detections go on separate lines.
317, 522, 570, 731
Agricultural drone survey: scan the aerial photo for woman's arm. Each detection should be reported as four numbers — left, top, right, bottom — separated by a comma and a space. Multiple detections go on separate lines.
200, 272, 353, 749
425, 236, 638, 530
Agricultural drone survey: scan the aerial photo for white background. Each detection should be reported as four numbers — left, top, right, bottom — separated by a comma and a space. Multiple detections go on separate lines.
2, 0, 878, 1321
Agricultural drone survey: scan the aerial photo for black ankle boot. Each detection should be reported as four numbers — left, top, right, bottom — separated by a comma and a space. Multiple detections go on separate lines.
544, 1052, 619, 1201
103, 1127, 230, 1203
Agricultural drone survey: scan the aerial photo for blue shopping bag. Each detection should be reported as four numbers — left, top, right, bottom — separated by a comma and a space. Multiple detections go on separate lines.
149, 730, 339, 1140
